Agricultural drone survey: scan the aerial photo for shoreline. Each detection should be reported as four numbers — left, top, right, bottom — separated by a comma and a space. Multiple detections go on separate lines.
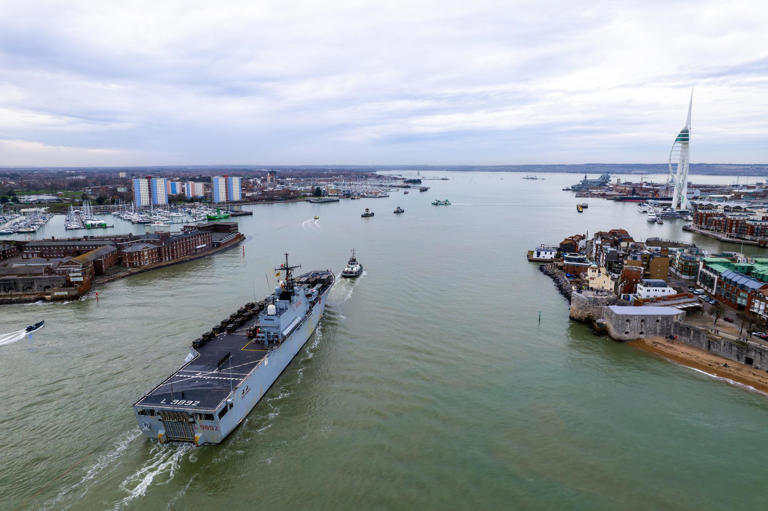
683, 224, 766, 247
0, 234, 245, 304
628, 336, 768, 395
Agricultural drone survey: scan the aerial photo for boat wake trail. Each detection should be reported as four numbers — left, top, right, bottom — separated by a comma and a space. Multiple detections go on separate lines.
327, 272, 364, 306
301, 218, 321, 232
0, 329, 28, 347
113, 442, 192, 510
40, 431, 142, 510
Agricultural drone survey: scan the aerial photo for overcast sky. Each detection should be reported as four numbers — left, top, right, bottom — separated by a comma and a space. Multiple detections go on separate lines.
0, 0, 766, 166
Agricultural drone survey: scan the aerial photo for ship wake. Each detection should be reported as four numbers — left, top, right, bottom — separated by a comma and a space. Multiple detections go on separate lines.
0, 328, 29, 347
113, 442, 192, 510
40, 430, 142, 510
301, 218, 321, 232
329, 270, 366, 305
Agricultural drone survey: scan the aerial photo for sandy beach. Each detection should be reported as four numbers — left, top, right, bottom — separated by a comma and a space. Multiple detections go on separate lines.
628, 336, 768, 396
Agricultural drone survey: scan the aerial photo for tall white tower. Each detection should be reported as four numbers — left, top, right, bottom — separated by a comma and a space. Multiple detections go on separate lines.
669, 91, 692, 210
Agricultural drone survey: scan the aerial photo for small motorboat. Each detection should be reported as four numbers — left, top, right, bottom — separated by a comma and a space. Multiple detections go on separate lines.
580, 202, 588, 209
656, 217, 664, 224
314, 216, 320, 220
341, 249, 363, 278
361, 208, 374, 218
393, 206, 405, 214
404, 190, 409, 194
431, 199, 451, 206
576, 204, 584, 213
26, 320, 45, 333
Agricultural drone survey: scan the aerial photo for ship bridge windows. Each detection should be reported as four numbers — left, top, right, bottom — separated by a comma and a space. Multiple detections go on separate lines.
197, 413, 215, 421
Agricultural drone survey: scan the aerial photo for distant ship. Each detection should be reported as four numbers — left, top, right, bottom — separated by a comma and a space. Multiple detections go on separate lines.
206, 208, 230, 221
133, 254, 335, 445
361, 208, 374, 217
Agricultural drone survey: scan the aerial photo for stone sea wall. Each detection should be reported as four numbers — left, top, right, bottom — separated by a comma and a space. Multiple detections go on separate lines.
670, 322, 768, 371
569, 292, 621, 322
539, 264, 572, 301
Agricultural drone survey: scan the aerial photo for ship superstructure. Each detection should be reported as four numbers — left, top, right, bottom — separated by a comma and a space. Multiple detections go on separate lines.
133, 254, 334, 445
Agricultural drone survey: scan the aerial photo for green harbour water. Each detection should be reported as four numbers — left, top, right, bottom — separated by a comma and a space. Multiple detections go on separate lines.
2, 172, 768, 510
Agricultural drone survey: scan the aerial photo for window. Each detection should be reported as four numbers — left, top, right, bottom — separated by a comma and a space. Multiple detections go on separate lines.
218, 406, 229, 419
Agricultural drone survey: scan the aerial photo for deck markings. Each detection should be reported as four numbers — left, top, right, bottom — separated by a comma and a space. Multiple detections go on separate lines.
241, 339, 268, 352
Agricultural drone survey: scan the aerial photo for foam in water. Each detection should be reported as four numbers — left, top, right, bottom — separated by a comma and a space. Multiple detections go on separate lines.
0, 328, 28, 347
685, 365, 768, 396
113, 442, 192, 510
40, 430, 142, 510
301, 218, 321, 232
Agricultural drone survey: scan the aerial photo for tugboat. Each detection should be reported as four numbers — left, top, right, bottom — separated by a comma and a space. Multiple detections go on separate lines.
361, 208, 374, 218
431, 199, 451, 206
341, 249, 363, 278
393, 206, 405, 214
25, 320, 45, 333
133, 254, 335, 445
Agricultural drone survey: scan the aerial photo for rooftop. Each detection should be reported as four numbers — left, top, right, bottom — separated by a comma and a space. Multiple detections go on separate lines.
607, 306, 684, 316
640, 279, 668, 287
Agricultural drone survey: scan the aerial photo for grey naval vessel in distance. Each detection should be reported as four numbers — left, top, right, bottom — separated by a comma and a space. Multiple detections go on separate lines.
134, 254, 335, 445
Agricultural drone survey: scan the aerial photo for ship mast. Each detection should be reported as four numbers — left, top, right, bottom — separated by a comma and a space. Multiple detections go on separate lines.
276, 252, 301, 292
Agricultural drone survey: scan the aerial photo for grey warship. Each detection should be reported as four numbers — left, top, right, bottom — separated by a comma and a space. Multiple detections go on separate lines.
133, 254, 334, 445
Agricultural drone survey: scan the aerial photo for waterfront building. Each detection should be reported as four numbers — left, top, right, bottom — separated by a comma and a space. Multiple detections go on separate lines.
211, 176, 243, 203
0, 242, 19, 261
648, 252, 670, 280
563, 253, 591, 277
586, 265, 615, 293
603, 306, 685, 341
527, 245, 557, 262
227, 176, 242, 201
167, 181, 184, 195
133, 177, 168, 207
697, 258, 768, 311
693, 209, 768, 244
670, 247, 704, 280
185, 182, 205, 198
211, 176, 227, 203
266, 170, 277, 186
636, 279, 676, 299
669, 91, 692, 211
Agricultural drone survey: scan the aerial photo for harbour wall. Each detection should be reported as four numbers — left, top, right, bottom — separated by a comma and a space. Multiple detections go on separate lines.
669, 322, 768, 371
569, 292, 621, 322
539, 264, 572, 301
598, 305, 768, 371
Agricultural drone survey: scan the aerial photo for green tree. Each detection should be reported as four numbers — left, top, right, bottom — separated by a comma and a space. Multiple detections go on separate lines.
313, 186, 323, 197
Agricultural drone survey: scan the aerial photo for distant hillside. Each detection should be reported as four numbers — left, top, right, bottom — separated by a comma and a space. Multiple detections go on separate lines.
2, 163, 768, 176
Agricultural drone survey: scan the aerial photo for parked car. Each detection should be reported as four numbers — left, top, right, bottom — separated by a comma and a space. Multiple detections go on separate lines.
693, 289, 706, 295
752, 332, 768, 340
687, 286, 696, 292
708, 298, 718, 305
723, 316, 735, 323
